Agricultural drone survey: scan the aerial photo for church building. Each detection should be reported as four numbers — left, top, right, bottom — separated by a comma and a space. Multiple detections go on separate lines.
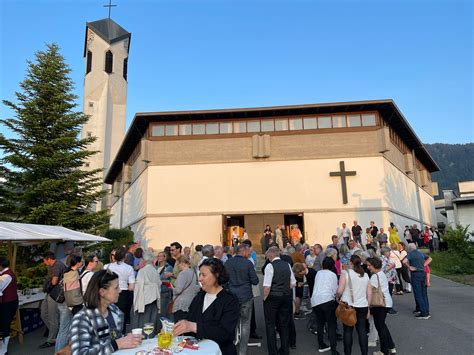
103, 100, 439, 252
80, 18, 439, 252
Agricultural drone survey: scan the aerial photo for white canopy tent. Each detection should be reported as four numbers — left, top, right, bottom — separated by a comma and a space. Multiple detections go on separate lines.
0, 221, 110, 271
0, 222, 110, 345
0, 221, 110, 243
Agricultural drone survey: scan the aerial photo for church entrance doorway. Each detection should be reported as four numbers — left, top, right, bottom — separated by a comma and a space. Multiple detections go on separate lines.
222, 213, 305, 254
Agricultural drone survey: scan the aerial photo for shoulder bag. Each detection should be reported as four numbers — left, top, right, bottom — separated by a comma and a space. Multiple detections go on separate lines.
336, 271, 357, 326
397, 253, 411, 283
167, 270, 196, 314
370, 273, 386, 307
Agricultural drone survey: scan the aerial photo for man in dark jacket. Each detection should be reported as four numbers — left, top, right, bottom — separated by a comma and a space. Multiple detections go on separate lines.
225, 245, 259, 355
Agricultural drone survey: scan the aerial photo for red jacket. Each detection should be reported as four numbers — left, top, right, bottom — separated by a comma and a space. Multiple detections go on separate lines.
0, 268, 18, 303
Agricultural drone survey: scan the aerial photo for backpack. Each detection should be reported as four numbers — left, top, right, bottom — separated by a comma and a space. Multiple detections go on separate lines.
63, 270, 84, 307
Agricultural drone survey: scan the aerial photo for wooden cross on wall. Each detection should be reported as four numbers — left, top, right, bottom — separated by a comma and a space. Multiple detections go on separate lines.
330, 161, 357, 204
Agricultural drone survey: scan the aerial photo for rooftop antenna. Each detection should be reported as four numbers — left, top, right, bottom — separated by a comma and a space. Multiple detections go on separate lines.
104, 0, 117, 19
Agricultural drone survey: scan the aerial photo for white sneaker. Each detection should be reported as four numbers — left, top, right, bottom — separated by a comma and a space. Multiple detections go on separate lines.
373, 351, 384, 355
318, 345, 331, 352
390, 348, 397, 353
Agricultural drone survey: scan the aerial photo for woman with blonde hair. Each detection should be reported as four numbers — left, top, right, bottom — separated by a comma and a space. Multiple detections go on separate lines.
172, 256, 198, 322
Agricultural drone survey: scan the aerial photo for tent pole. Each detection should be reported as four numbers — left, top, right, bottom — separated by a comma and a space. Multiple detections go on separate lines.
11, 243, 18, 273
8, 242, 13, 263
9, 243, 23, 345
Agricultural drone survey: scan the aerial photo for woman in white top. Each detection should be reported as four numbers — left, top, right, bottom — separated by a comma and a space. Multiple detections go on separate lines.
133, 251, 161, 333
389, 244, 404, 295
336, 255, 371, 355
397, 242, 411, 293
311, 256, 338, 354
105, 247, 135, 334
366, 257, 396, 355
305, 246, 317, 268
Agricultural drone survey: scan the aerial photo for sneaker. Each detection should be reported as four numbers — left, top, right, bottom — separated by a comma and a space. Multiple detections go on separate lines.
413, 312, 421, 317
373, 352, 384, 355
368, 341, 377, 347
388, 309, 398, 315
416, 314, 431, 320
38, 342, 55, 349
294, 313, 305, 319
390, 348, 397, 353
318, 344, 331, 352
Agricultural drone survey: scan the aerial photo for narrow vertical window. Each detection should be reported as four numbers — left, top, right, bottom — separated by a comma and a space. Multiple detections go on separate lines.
86, 51, 92, 74
123, 57, 128, 80
105, 50, 113, 74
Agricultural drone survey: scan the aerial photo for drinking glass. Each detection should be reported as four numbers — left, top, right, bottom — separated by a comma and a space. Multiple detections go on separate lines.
158, 332, 172, 349
143, 322, 154, 339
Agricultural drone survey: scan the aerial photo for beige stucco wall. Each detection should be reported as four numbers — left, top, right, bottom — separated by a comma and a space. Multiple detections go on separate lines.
146, 157, 386, 214
456, 205, 474, 234
109, 155, 436, 249
136, 215, 223, 251
109, 169, 148, 228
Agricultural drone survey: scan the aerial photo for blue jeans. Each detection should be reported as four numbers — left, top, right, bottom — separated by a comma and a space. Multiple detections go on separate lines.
55, 302, 72, 352
238, 299, 253, 355
411, 271, 429, 316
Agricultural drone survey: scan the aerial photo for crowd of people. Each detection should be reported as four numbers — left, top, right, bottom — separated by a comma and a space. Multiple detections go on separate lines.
0, 219, 435, 355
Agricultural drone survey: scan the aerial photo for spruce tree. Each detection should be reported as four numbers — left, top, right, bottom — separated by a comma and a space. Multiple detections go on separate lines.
0, 43, 109, 234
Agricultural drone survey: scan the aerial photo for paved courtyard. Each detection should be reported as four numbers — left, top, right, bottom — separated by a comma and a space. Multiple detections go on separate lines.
9, 275, 474, 355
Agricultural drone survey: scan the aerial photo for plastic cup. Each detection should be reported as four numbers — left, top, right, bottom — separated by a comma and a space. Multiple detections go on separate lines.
132, 328, 143, 335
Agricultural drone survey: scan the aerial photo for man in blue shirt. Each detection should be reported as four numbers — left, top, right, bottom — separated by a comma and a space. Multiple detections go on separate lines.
405, 244, 432, 319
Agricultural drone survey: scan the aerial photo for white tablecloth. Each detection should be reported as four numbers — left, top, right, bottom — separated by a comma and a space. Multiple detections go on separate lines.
18, 292, 45, 308
114, 338, 221, 355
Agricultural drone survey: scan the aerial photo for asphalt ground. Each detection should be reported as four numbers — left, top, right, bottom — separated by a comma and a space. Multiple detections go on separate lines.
9, 274, 474, 355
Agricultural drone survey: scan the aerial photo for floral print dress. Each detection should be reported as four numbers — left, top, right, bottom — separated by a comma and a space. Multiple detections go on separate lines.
382, 255, 398, 284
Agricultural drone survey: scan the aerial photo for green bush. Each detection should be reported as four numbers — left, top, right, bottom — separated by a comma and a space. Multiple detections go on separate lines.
97, 228, 134, 263
442, 225, 473, 257
430, 250, 474, 276
16, 262, 48, 290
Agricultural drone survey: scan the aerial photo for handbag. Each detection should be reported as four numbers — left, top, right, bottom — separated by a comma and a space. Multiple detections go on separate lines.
370, 273, 386, 307
49, 279, 65, 304
336, 271, 357, 327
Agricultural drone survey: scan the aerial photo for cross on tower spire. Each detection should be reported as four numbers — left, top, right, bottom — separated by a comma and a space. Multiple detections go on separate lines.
104, 0, 117, 19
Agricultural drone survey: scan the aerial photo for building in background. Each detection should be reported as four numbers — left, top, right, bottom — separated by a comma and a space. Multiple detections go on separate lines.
437, 181, 474, 235
103, 100, 439, 252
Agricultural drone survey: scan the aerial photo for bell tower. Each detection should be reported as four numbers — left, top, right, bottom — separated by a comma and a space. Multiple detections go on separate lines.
82, 18, 131, 209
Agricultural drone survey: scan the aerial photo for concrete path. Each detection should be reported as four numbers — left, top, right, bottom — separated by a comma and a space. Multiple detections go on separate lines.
9, 275, 474, 355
